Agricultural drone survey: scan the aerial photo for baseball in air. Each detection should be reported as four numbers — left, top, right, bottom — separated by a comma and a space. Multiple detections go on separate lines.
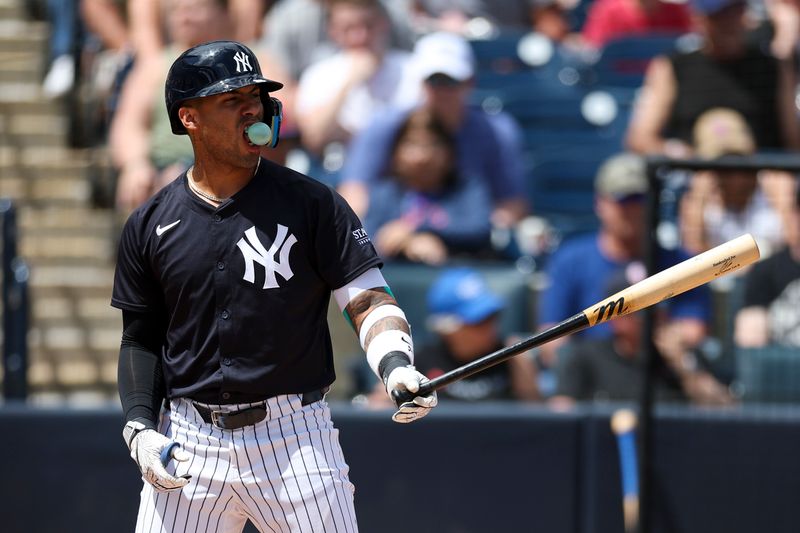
246, 122, 272, 146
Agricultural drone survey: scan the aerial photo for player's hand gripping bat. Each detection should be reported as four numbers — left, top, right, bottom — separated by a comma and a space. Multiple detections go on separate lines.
392, 233, 760, 405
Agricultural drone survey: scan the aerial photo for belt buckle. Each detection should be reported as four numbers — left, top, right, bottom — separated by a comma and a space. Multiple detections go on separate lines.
210, 409, 227, 429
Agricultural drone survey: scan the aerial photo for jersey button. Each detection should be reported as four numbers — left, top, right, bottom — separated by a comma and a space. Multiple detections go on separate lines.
213, 214, 221, 222
222, 357, 231, 366
221, 309, 230, 320
222, 392, 231, 400
217, 261, 225, 271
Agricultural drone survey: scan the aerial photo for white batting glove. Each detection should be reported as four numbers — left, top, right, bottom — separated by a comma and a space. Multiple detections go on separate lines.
385, 365, 438, 423
126, 427, 191, 492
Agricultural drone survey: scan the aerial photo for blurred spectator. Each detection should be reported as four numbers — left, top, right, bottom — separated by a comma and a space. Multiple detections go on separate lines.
260, 0, 415, 84
679, 107, 793, 257
294, 0, 421, 156
407, 0, 534, 36
43, 0, 81, 98
735, 186, 800, 348
530, 0, 579, 45
580, 0, 693, 50
364, 108, 494, 264
109, 0, 293, 211
128, 0, 272, 66
755, 0, 800, 62
550, 270, 734, 408
339, 31, 528, 230
536, 153, 711, 372
625, 0, 800, 157
364, 267, 540, 404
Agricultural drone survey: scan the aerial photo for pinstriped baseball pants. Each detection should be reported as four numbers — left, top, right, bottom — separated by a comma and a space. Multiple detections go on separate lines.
135, 395, 359, 533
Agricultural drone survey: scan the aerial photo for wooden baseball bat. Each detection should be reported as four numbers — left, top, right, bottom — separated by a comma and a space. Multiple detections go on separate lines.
392, 233, 760, 405
611, 409, 640, 533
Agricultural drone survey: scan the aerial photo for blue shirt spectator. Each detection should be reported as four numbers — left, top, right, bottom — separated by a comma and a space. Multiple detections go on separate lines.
538, 234, 712, 338
363, 107, 494, 264
337, 32, 528, 228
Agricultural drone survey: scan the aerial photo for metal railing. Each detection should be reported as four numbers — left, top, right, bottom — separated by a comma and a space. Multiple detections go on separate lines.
1, 199, 29, 401
637, 153, 800, 533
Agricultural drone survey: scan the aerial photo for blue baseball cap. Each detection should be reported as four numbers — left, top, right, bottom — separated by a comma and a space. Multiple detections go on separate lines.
427, 268, 505, 331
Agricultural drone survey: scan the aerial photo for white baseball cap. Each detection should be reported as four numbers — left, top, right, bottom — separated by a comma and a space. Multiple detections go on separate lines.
413, 32, 475, 82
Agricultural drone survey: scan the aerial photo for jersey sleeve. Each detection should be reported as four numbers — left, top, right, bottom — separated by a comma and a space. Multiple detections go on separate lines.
111, 212, 164, 312
315, 187, 383, 289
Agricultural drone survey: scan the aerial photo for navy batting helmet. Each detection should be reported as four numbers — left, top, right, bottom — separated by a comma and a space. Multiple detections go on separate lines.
165, 40, 284, 136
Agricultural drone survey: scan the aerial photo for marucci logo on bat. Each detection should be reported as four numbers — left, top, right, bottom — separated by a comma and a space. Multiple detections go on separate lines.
592, 297, 626, 323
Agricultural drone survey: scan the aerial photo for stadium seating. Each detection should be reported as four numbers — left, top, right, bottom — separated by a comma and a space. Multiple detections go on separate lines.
583, 33, 685, 88
381, 261, 534, 347
735, 346, 800, 403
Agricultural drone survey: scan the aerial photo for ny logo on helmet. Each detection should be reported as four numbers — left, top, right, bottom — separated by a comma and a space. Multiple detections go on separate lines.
233, 51, 253, 73
237, 225, 296, 289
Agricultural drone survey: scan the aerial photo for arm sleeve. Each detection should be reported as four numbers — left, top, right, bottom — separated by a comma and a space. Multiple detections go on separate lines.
117, 310, 168, 428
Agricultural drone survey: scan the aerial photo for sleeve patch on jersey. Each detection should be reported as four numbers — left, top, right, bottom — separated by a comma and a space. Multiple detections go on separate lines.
352, 227, 371, 246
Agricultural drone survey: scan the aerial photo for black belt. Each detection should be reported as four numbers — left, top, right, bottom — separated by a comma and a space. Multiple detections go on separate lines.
192, 388, 327, 430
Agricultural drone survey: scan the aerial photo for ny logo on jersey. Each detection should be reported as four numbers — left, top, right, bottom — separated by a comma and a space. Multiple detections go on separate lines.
233, 51, 252, 73
237, 225, 297, 289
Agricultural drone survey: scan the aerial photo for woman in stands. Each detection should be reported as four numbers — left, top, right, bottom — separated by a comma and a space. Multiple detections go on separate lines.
363, 108, 494, 265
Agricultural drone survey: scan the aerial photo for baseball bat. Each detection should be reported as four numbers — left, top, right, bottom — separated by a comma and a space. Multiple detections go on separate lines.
611, 409, 640, 533
392, 233, 760, 405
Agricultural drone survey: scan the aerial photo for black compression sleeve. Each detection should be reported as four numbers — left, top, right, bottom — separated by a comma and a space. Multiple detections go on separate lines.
118, 310, 168, 429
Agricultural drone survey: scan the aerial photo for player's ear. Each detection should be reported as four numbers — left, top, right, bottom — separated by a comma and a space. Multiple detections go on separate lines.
179, 105, 199, 133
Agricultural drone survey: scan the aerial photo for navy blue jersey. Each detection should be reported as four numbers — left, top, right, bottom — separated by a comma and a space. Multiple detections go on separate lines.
112, 158, 382, 403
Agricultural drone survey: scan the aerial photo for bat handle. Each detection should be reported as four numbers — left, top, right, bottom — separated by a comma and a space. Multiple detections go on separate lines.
390, 381, 436, 406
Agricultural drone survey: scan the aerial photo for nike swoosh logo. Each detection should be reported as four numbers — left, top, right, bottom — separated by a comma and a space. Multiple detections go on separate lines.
156, 220, 181, 236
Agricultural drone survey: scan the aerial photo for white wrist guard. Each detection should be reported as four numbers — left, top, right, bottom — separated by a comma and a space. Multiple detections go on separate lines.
366, 329, 414, 379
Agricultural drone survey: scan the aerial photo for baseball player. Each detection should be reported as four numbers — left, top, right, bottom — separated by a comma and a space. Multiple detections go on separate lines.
112, 40, 437, 533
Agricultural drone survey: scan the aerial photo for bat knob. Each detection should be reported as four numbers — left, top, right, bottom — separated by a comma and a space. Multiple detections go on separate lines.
390, 388, 416, 407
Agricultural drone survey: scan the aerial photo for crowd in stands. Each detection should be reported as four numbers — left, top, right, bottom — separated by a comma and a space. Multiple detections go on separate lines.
40, 0, 800, 406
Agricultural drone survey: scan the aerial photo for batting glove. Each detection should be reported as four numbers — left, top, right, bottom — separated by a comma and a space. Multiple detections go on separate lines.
124, 422, 191, 492
386, 365, 438, 423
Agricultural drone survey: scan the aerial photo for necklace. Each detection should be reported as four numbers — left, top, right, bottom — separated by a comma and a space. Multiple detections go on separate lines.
187, 159, 261, 204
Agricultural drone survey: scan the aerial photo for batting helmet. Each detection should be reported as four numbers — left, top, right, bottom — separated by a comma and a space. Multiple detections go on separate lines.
165, 40, 284, 137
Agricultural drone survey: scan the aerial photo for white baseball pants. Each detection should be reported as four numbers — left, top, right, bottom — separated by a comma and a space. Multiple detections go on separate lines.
134, 395, 359, 533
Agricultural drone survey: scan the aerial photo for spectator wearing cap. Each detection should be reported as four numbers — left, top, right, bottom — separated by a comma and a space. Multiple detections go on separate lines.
364, 267, 540, 404
535, 153, 712, 376
625, 0, 800, 157
550, 269, 734, 408
338, 31, 528, 230
679, 107, 794, 257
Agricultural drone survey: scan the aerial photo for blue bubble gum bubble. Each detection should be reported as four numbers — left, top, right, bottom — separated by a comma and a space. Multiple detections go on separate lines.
246, 122, 272, 146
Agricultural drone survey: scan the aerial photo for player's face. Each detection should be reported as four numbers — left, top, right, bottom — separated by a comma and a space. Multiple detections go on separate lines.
189, 85, 264, 167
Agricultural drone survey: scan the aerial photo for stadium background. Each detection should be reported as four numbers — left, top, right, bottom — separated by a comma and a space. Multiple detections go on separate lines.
1, 0, 800, 531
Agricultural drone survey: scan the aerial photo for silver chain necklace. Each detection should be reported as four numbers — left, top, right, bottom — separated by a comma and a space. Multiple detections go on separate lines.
187, 159, 260, 204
